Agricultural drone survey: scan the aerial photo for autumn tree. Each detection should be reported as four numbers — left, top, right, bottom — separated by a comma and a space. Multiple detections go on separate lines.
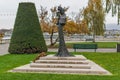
105, 0, 120, 24
64, 20, 77, 34
64, 19, 89, 35
83, 0, 105, 42
39, 6, 89, 46
63, 9, 89, 35
49, 7, 59, 46
77, 19, 89, 34
38, 6, 49, 32
38, 6, 59, 47
74, 9, 89, 34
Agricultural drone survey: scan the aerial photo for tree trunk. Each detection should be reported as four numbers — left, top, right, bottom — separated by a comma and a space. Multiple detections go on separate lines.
50, 37, 59, 47
49, 29, 59, 47
50, 29, 54, 46
55, 24, 72, 57
50, 34, 53, 45
93, 33, 95, 43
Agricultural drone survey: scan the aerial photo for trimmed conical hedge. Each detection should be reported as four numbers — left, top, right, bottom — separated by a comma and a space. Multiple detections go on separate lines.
9, 2, 47, 54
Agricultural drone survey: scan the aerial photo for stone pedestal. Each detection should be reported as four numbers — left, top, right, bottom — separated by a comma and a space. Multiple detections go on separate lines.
10, 55, 111, 75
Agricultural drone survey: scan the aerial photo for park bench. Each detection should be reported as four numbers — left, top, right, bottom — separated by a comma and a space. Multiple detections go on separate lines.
73, 44, 98, 52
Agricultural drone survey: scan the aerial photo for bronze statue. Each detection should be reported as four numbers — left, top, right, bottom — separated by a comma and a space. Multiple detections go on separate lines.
55, 5, 72, 57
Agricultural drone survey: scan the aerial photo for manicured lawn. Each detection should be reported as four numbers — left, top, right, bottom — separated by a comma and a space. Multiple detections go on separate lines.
51, 42, 118, 48
0, 52, 119, 80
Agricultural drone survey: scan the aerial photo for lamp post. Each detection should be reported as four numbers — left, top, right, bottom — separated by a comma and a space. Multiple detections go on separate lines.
55, 6, 72, 57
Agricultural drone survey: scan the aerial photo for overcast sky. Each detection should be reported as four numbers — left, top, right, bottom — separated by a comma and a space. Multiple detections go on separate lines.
0, 0, 119, 29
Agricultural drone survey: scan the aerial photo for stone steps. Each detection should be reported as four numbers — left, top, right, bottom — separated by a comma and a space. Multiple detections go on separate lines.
11, 55, 111, 75
30, 63, 91, 69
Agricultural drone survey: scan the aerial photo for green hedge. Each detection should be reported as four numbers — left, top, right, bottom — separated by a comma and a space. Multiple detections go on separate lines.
9, 2, 47, 54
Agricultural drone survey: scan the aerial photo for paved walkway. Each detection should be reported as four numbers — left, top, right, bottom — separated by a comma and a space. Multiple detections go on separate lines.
48, 48, 117, 53
0, 43, 9, 55
0, 43, 117, 56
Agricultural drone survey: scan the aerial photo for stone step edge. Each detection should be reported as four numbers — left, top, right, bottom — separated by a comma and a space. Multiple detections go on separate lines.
35, 60, 89, 64
12, 67, 110, 75
40, 57, 87, 60
39, 55, 87, 60
30, 63, 91, 69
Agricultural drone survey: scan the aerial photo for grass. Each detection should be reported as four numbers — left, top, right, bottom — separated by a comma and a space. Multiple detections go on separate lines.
0, 52, 119, 80
0, 54, 36, 73
51, 42, 119, 48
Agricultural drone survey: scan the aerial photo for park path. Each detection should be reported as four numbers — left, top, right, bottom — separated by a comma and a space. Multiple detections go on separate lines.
0, 43, 117, 56
0, 43, 9, 55
48, 48, 116, 53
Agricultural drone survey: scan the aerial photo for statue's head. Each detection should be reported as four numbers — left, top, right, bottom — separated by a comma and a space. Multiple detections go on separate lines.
58, 6, 62, 11
56, 5, 66, 26
58, 6, 65, 15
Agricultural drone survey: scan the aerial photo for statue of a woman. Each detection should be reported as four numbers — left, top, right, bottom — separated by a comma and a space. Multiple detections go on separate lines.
55, 5, 72, 57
